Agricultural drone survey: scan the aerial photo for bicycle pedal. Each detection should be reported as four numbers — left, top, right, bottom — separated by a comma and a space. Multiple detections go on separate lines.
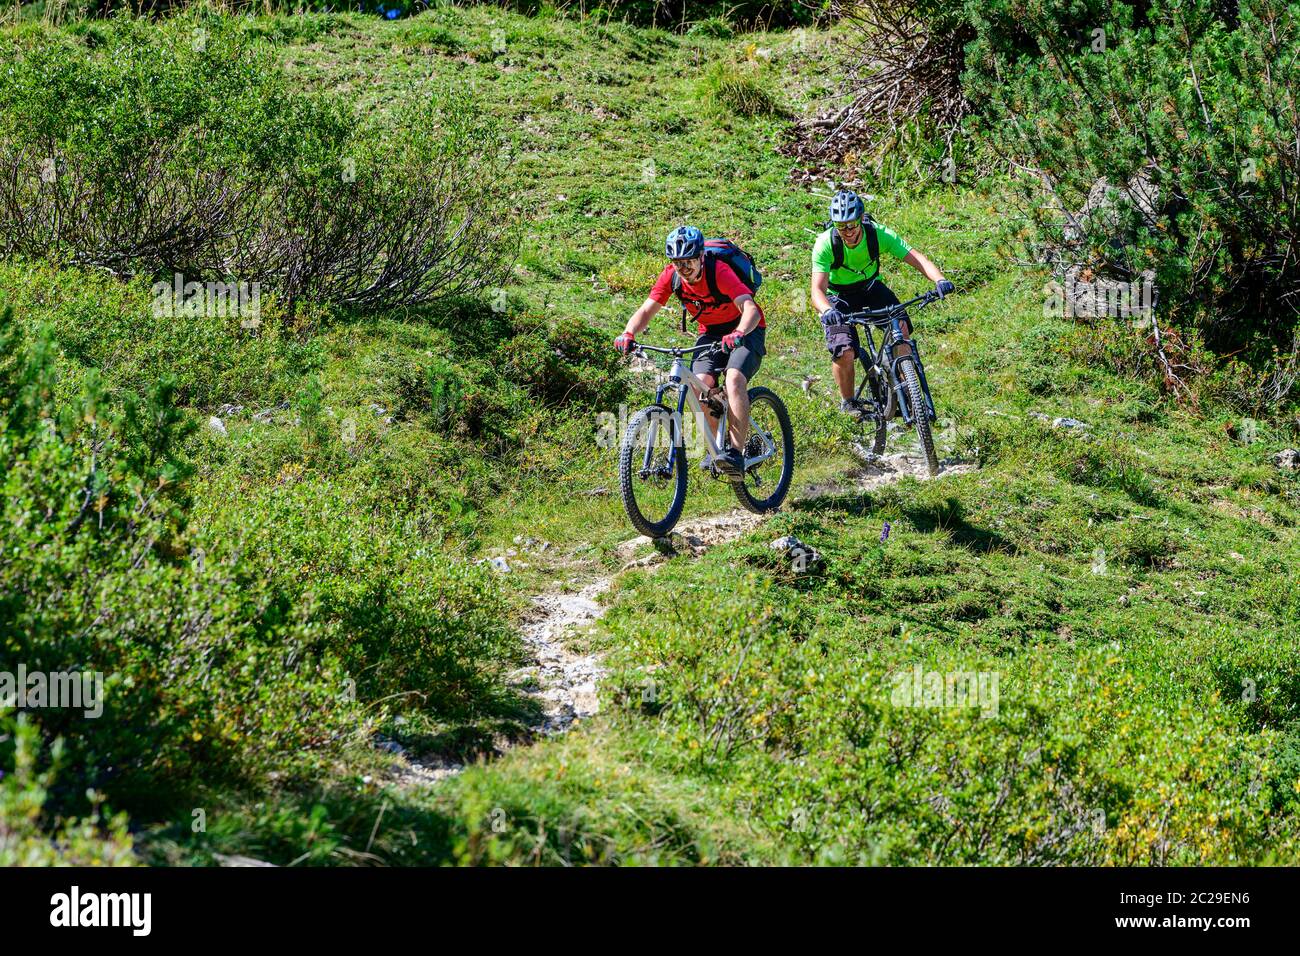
712, 458, 742, 480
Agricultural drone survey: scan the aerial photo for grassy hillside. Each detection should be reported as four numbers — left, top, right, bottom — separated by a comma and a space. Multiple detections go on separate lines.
3, 7, 1299, 866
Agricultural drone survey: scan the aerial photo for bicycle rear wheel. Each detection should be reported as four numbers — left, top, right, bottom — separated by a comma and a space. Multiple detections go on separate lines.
733, 386, 794, 514
857, 357, 892, 456
618, 404, 688, 538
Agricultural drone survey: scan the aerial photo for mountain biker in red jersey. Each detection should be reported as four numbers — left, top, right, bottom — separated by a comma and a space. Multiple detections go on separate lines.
614, 226, 765, 478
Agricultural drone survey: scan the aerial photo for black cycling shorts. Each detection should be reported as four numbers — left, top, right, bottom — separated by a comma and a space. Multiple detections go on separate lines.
692, 326, 765, 382
824, 280, 908, 360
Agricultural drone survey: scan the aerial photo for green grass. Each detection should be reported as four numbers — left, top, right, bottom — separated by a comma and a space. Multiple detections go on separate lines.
423, 265, 1300, 865
4, 7, 1300, 865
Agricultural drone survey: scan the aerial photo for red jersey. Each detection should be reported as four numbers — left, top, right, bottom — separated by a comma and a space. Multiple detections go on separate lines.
649, 260, 766, 335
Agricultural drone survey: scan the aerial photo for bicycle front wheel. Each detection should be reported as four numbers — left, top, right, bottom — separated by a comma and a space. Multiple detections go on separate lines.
899, 358, 939, 476
618, 404, 688, 538
733, 386, 794, 514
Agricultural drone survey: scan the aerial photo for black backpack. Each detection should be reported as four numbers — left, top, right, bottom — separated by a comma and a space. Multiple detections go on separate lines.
827, 214, 880, 285
670, 238, 762, 332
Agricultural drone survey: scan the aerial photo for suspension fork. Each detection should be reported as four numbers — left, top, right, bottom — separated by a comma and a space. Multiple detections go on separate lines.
886, 316, 937, 423
642, 378, 683, 473
883, 346, 914, 425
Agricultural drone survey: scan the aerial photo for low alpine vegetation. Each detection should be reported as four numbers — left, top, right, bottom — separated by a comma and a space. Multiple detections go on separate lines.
0, 16, 516, 311
699, 61, 785, 118
2, 3, 1298, 871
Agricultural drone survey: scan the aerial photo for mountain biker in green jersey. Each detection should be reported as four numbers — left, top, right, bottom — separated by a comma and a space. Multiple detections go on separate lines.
811, 190, 954, 418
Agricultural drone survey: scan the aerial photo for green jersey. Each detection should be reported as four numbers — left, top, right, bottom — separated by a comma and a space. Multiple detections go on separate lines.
811, 222, 912, 288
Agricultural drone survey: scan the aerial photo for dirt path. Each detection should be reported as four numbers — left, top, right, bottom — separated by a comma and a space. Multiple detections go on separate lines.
389, 443, 975, 787
803, 447, 978, 497
517, 578, 610, 733
512, 447, 977, 737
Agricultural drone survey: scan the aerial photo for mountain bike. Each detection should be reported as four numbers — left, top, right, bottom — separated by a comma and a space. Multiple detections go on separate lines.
618, 341, 793, 538
841, 289, 945, 476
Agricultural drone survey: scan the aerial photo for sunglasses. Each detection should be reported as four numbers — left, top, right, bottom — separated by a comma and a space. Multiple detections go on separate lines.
833, 220, 862, 233
670, 257, 702, 270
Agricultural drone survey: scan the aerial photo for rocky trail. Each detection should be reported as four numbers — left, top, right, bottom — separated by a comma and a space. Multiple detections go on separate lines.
388, 443, 975, 789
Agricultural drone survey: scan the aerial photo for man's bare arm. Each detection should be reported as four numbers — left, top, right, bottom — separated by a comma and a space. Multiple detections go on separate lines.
810, 272, 834, 314
622, 297, 663, 337
731, 294, 761, 335
903, 249, 946, 284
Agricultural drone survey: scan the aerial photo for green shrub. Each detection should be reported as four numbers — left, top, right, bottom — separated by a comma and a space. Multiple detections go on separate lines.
1058, 439, 1162, 506
698, 61, 785, 118
1112, 520, 1177, 569
0, 716, 137, 865
0, 307, 364, 805
0, 15, 517, 311
964, 0, 1300, 408
44, 0, 822, 30
599, 561, 1289, 864
1266, 722, 1300, 816
207, 476, 523, 716
387, 352, 464, 429
498, 313, 629, 410
829, 0, 1298, 406
513, 0, 819, 30
0, 301, 522, 841
0, 259, 315, 409
686, 15, 733, 37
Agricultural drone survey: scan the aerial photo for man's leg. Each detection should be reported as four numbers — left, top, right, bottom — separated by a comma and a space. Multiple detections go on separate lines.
725, 369, 750, 450
719, 329, 764, 474
693, 372, 720, 447
824, 286, 866, 411
829, 330, 865, 416
832, 349, 856, 400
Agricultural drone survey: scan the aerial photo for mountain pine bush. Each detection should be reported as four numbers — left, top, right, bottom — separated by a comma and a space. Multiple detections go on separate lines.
824, 0, 1298, 410
966, 0, 1300, 409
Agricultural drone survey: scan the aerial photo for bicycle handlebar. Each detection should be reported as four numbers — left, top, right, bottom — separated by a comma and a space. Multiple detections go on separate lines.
631, 341, 725, 359
840, 290, 941, 325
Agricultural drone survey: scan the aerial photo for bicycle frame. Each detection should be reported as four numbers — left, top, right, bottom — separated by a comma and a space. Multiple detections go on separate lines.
843, 292, 939, 426
634, 344, 777, 476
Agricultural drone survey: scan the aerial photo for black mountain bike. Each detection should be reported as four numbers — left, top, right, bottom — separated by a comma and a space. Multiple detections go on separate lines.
618, 341, 794, 538
840, 289, 945, 475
